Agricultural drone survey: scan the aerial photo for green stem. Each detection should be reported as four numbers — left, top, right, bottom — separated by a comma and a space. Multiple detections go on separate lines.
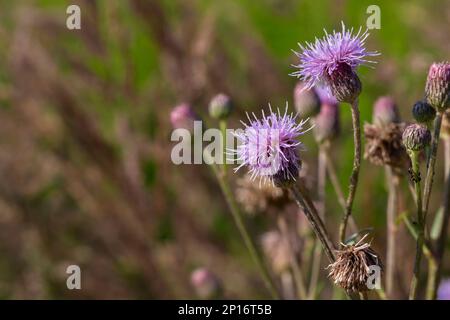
308, 145, 327, 299
208, 159, 280, 299
277, 217, 307, 299
289, 184, 336, 263
323, 148, 358, 234
385, 166, 399, 298
426, 137, 450, 299
422, 113, 443, 219
219, 119, 228, 174
408, 151, 424, 300
339, 99, 361, 245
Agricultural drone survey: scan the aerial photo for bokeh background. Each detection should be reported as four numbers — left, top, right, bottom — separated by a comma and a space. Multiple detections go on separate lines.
0, 0, 448, 299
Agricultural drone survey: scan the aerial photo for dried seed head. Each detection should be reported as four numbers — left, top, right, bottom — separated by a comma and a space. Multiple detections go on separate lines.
293, 82, 321, 118
402, 123, 431, 152
425, 62, 450, 112
373, 96, 400, 126
328, 237, 383, 292
412, 100, 436, 124
209, 93, 233, 120
235, 175, 290, 215
190, 268, 222, 299
261, 231, 293, 274
364, 122, 409, 170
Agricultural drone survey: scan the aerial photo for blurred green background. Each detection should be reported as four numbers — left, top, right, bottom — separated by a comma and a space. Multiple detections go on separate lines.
0, 0, 448, 299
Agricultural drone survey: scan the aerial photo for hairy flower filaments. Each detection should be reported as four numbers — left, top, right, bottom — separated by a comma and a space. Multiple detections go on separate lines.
327, 236, 383, 292
232, 106, 311, 187
292, 22, 378, 103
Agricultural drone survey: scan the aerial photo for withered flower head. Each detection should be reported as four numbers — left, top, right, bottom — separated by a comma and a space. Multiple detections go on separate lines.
235, 175, 290, 215
261, 231, 292, 274
364, 122, 409, 170
327, 236, 383, 292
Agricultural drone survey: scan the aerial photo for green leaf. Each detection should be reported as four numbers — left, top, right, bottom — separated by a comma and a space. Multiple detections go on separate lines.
431, 207, 444, 240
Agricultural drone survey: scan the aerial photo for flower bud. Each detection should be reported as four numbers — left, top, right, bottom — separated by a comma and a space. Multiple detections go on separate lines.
190, 268, 222, 299
425, 62, 450, 112
293, 82, 321, 118
208, 93, 233, 120
402, 123, 431, 152
170, 103, 197, 130
328, 64, 362, 104
412, 100, 436, 124
313, 102, 340, 143
373, 96, 400, 126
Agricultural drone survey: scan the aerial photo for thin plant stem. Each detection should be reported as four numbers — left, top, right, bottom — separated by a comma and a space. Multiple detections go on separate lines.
207, 158, 280, 299
324, 148, 358, 234
219, 119, 228, 174
408, 151, 424, 300
289, 184, 336, 263
339, 99, 361, 244
277, 217, 307, 299
426, 137, 450, 299
422, 113, 443, 219
401, 213, 435, 262
308, 145, 327, 299
385, 166, 399, 298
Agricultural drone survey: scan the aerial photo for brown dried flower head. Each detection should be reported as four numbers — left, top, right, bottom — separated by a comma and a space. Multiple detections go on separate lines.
364, 122, 409, 170
235, 175, 290, 215
261, 231, 291, 274
328, 236, 383, 292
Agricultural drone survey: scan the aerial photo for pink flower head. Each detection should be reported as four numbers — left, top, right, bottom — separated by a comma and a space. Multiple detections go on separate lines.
170, 103, 197, 130
291, 22, 378, 103
231, 104, 311, 186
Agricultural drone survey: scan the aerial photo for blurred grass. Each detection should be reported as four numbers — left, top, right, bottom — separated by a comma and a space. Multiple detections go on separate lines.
0, 0, 448, 299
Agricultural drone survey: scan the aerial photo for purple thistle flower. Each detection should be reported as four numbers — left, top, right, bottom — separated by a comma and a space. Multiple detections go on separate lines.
291, 22, 378, 103
438, 278, 450, 300
170, 103, 197, 130
231, 104, 311, 187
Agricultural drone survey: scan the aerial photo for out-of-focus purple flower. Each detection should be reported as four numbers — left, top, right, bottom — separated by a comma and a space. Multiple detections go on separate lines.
209, 93, 233, 120
314, 100, 340, 143
437, 278, 450, 300
293, 82, 321, 118
372, 96, 400, 126
170, 103, 197, 130
190, 268, 222, 299
315, 86, 339, 106
292, 22, 378, 103
232, 105, 311, 187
